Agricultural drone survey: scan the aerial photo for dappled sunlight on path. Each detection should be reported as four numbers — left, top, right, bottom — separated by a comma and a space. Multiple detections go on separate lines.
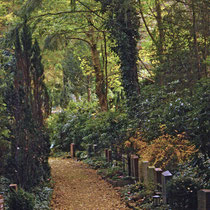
49, 158, 129, 210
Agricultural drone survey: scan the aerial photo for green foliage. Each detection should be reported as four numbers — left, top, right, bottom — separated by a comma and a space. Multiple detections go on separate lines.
186, 78, 210, 156
136, 78, 210, 156
61, 50, 87, 107
0, 176, 11, 206
8, 188, 35, 210
2, 21, 51, 190
83, 156, 110, 170
0, 176, 52, 210
97, 0, 140, 105
120, 182, 155, 209
33, 185, 53, 210
0, 50, 14, 175
49, 77, 210, 157
48, 101, 129, 152
167, 177, 200, 210
100, 165, 124, 179
166, 154, 209, 210
0, 98, 10, 175
0, 139, 10, 174
47, 101, 98, 151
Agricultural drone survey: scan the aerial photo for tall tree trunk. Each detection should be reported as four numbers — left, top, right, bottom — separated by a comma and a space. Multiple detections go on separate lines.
87, 75, 91, 102
155, 0, 164, 63
86, 27, 108, 111
191, 0, 201, 79
199, 0, 208, 77
155, 0, 164, 85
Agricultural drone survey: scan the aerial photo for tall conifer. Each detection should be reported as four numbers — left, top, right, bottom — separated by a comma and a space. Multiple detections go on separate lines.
7, 20, 50, 190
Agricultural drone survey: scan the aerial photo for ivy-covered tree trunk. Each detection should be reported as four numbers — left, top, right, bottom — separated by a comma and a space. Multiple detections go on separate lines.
97, 0, 140, 106
6, 21, 50, 190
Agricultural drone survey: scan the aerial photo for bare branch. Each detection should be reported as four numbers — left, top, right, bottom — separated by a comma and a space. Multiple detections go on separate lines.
138, 57, 153, 77
139, 75, 155, 83
29, 10, 100, 20
138, 0, 158, 47
77, 0, 106, 21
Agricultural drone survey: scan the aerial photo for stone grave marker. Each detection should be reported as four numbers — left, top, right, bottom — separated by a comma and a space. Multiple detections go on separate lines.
198, 189, 210, 210
105, 149, 108, 161
127, 154, 131, 176
70, 143, 75, 158
116, 146, 122, 161
162, 170, 172, 204
138, 160, 143, 182
142, 161, 149, 185
87, 144, 92, 157
133, 155, 139, 180
154, 168, 162, 191
130, 155, 134, 177
93, 144, 97, 155
148, 166, 155, 184
108, 149, 112, 162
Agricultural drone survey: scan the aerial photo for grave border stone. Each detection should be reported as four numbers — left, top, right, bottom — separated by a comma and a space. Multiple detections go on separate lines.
70, 143, 75, 158
198, 189, 210, 210
161, 170, 172, 204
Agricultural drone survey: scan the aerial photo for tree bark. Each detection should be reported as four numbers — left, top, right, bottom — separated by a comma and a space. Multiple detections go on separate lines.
191, 0, 201, 79
86, 26, 108, 111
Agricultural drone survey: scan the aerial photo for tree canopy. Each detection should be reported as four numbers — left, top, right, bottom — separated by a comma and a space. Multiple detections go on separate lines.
0, 0, 209, 201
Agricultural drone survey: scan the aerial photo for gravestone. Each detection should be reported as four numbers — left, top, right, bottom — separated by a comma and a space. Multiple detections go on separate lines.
0, 195, 4, 210
108, 149, 112, 162
148, 166, 155, 184
116, 146, 122, 161
133, 155, 139, 180
130, 155, 134, 177
198, 189, 210, 210
142, 161, 149, 185
93, 144, 97, 155
70, 143, 75, 158
138, 160, 143, 182
104, 149, 108, 161
162, 171, 172, 204
87, 144, 92, 157
127, 154, 131, 176
154, 168, 162, 191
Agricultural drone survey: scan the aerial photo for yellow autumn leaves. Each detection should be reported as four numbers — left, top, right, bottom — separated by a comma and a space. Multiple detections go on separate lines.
124, 126, 197, 170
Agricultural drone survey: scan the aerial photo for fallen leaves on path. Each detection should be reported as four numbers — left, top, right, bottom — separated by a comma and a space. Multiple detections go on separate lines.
49, 158, 129, 210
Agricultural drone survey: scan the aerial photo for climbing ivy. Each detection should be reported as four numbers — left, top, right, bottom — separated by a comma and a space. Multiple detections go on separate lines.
96, 0, 140, 107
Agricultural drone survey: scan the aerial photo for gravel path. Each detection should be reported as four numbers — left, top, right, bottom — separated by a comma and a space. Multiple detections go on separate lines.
49, 158, 129, 210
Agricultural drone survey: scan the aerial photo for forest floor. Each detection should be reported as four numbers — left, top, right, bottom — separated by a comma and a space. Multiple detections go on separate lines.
49, 157, 129, 210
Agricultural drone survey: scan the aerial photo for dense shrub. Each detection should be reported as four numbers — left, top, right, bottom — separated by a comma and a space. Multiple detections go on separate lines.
167, 176, 200, 210
137, 78, 210, 156
0, 176, 52, 210
125, 127, 197, 170
166, 154, 209, 210
186, 78, 210, 156
0, 61, 11, 175
48, 101, 130, 152
33, 185, 53, 210
0, 139, 10, 174
8, 188, 35, 210
47, 101, 98, 151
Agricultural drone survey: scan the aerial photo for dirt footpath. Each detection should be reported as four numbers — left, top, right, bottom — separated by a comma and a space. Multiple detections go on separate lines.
49, 158, 129, 210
